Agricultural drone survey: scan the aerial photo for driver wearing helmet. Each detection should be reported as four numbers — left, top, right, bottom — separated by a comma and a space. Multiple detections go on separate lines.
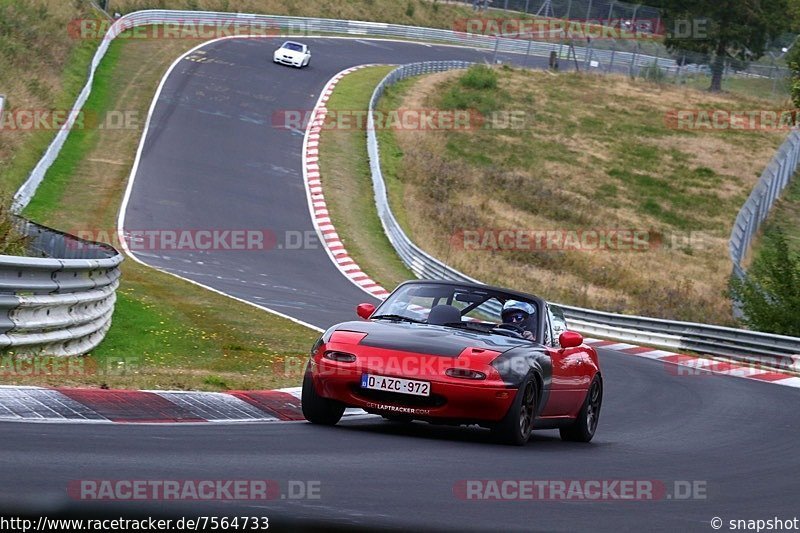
501, 300, 536, 340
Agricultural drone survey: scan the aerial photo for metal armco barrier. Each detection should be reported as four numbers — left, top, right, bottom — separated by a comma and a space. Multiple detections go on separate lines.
366, 62, 800, 368
0, 219, 122, 356
729, 130, 800, 281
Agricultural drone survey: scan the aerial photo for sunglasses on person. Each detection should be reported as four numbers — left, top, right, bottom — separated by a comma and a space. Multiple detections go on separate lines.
507, 312, 527, 323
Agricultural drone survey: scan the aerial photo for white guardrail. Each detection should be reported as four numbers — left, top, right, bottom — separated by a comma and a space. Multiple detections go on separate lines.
367, 62, 800, 370
0, 219, 122, 356
11, 10, 798, 364
730, 131, 800, 281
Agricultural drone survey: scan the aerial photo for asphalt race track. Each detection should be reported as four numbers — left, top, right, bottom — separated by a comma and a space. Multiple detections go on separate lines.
3, 347, 799, 531
5, 38, 798, 531
122, 37, 548, 328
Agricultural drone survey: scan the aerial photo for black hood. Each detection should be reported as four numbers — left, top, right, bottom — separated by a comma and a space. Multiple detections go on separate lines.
332, 320, 531, 357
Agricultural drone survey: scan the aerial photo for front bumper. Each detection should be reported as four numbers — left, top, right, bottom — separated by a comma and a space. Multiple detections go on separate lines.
274, 55, 303, 66
311, 364, 516, 423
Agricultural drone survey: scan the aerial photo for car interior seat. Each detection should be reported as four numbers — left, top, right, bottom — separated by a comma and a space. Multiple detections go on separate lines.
426, 304, 462, 326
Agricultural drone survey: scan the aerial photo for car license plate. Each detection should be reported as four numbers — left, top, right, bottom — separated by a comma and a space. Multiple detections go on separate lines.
361, 374, 430, 397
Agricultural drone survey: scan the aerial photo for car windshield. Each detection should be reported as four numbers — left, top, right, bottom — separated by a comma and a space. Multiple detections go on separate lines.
283, 42, 304, 52
373, 282, 539, 338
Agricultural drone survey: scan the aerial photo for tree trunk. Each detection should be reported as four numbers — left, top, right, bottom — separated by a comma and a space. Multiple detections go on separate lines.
709, 42, 726, 92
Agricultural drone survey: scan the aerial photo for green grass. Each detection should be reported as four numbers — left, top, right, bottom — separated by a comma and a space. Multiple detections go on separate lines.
374, 77, 418, 236
317, 66, 415, 292
678, 72, 791, 101
751, 174, 800, 261
23, 42, 123, 220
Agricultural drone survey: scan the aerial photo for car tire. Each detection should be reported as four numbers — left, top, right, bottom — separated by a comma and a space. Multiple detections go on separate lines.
559, 375, 602, 442
301, 371, 345, 425
492, 374, 538, 446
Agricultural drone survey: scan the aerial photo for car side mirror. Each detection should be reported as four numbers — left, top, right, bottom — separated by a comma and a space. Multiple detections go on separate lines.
356, 303, 375, 320
559, 331, 583, 349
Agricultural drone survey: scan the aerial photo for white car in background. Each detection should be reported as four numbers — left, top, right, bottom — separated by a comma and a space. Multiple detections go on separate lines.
273, 41, 311, 68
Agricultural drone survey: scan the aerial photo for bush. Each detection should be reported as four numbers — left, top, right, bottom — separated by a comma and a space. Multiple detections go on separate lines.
729, 228, 800, 336
440, 66, 502, 116
460, 65, 498, 90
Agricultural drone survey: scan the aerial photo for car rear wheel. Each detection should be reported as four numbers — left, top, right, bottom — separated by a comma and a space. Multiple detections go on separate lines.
560, 375, 602, 442
301, 372, 345, 425
492, 375, 537, 446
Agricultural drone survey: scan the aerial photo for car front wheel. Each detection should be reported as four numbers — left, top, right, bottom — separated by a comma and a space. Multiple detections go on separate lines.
301, 372, 345, 425
492, 375, 538, 446
560, 375, 602, 442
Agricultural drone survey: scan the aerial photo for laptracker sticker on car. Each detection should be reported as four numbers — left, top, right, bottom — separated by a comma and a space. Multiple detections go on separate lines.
364, 402, 432, 416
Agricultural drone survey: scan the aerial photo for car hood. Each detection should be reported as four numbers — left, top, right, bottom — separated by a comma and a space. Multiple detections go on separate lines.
331, 320, 531, 357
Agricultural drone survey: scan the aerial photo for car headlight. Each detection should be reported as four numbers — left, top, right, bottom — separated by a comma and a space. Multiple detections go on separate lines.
445, 368, 486, 380
323, 350, 357, 363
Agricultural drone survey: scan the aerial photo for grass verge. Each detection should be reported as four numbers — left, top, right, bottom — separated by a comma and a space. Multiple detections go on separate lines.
2, 29, 319, 390
318, 66, 415, 292
751, 174, 800, 259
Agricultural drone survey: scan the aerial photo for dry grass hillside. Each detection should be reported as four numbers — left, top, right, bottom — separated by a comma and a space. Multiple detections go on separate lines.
382, 66, 788, 324
110, 0, 508, 28
0, 0, 99, 193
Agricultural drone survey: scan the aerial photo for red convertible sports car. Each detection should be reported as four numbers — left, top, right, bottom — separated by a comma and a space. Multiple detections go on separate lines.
301, 280, 602, 445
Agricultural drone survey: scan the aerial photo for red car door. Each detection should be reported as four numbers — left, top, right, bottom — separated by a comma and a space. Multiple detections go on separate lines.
541, 345, 593, 417
539, 305, 593, 418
